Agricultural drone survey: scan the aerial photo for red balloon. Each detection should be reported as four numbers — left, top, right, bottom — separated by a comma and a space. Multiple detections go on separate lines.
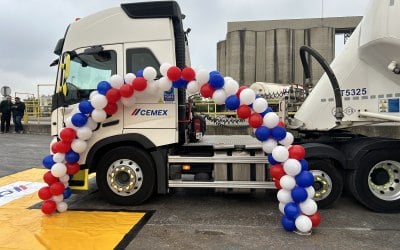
288, 145, 306, 160
105, 88, 121, 103
104, 102, 118, 115
66, 162, 80, 175
309, 212, 322, 227
119, 84, 134, 98
200, 83, 215, 98
274, 179, 282, 189
41, 200, 57, 214
181, 67, 196, 81
237, 105, 251, 119
167, 66, 182, 81
51, 142, 59, 154
132, 77, 147, 91
50, 182, 65, 196
38, 186, 52, 200
236, 86, 248, 97
54, 141, 71, 154
60, 128, 77, 143
269, 164, 285, 180
43, 171, 59, 185
278, 120, 286, 127
248, 113, 263, 128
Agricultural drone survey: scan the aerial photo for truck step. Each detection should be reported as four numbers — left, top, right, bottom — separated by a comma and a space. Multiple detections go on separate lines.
168, 155, 268, 164
168, 180, 275, 189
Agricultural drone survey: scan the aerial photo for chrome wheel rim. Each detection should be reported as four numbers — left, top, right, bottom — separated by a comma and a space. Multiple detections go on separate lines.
106, 159, 143, 196
368, 160, 400, 201
310, 170, 333, 201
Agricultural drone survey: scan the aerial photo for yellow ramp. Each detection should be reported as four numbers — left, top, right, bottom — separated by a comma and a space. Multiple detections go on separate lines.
0, 168, 148, 250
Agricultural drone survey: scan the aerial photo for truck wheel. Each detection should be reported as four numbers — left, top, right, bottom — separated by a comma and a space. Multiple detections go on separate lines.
308, 159, 343, 208
96, 146, 155, 205
347, 149, 400, 212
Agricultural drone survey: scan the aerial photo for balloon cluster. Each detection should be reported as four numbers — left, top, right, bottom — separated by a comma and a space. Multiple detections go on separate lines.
38, 63, 321, 233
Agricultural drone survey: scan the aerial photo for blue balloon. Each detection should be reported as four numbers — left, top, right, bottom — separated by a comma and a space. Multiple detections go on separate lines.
71, 113, 88, 127
97, 81, 112, 95
296, 171, 314, 187
225, 95, 240, 110
65, 150, 80, 163
281, 215, 296, 231
255, 126, 270, 141
268, 154, 280, 165
271, 126, 286, 141
79, 100, 94, 114
172, 78, 188, 89
63, 187, 72, 199
42, 154, 55, 169
284, 202, 301, 220
209, 74, 224, 89
136, 69, 144, 77
291, 186, 308, 203
260, 107, 273, 117
300, 159, 309, 171
209, 70, 221, 77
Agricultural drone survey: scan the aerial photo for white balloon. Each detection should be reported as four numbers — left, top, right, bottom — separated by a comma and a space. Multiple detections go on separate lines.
306, 186, 316, 199
53, 153, 65, 163
86, 117, 98, 131
109, 74, 124, 89
272, 146, 289, 162
143, 66, 158, 81
89, 90, 99, 100
212, 89, 227, 105
186, 81, 200, 95
280, 175, 296, 190
124, 73, 136, 84
76, 126, 93, 141
300, 198, 318, 215
279, 202, 286, 214
71, 139, 87, 153
121, 96, 137, 107
52, 194, 64, 203
59, 174, 70, 183
144, 80, 159, 96
158, 77, 173, 92
65, 116, 78, 130
51, 163, 67, 177
160, 63, 172, 76
283, 159, 302, 176
263, 112, 280, 128
279, 132, 294, 147
91, 109, 107, 123
262, 138, 277, 154
295, 215, 313, 233
277, 189, 293, 203
196, 69, 209, 84
62, 182, 69, 188
224, 79, 239, 96
252, 98, 268, 113
56, 202, 68, 213
90, 94, 108, 109
239, 88, 256, 105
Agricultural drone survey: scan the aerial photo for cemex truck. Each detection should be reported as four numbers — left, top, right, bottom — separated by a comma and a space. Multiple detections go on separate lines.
51, 0, 400, 212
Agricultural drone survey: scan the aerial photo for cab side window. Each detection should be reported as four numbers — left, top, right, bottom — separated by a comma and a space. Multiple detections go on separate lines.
126, 48, 161, 78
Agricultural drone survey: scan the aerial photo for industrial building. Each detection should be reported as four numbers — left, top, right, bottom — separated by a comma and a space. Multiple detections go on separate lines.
217, 17, 362, 86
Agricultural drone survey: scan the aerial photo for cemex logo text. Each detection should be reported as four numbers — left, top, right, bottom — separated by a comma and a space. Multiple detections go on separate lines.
0, 184, 27, 198
131, 108, 168, 116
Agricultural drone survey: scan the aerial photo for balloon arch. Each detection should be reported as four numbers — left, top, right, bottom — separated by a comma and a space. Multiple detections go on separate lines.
39, 63, 321, 233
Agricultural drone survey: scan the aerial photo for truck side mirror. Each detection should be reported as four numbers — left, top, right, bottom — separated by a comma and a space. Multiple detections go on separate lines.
59, 53, 71, 96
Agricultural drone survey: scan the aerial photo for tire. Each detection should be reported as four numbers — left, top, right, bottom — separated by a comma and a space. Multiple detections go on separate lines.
347, 149, 400, 213
96, 146, 155, 205
308, 159, 343, 209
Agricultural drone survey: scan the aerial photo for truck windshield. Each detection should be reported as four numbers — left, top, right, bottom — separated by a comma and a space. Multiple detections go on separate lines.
64, 50, 117, 105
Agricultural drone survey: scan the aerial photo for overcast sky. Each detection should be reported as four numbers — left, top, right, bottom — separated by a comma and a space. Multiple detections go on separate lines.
0, 0, 369, 98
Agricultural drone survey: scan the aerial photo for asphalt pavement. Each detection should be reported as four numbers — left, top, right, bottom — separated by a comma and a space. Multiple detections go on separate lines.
1, 133, 399, 249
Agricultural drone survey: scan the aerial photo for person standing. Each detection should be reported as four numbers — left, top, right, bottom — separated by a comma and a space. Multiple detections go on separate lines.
11, 97, 26, 133
0, 96, 13, 133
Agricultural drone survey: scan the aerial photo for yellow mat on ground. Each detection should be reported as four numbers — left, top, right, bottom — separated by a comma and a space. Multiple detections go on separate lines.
0, 168, 146, 249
